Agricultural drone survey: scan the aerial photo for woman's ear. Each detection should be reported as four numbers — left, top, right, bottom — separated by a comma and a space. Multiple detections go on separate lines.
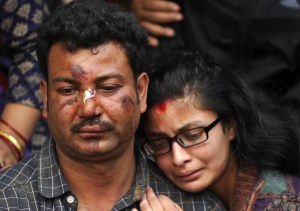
226, 119, 237, 141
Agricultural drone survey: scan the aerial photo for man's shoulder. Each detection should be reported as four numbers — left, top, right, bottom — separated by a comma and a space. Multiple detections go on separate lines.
0, 153, 39, 191
147, 161, 226, 210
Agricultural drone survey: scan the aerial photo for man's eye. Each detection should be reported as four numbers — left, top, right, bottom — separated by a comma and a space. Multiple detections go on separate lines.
58, 88, 76, 95
98, 85, 120, 93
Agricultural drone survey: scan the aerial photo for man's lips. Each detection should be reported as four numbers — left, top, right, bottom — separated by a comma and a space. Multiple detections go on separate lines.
78, 126, 108, 133
70, 118, 115, 133
76, 126, 110, 138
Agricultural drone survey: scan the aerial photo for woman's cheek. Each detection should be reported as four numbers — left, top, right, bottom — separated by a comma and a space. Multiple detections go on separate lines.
156, 156, 172, 173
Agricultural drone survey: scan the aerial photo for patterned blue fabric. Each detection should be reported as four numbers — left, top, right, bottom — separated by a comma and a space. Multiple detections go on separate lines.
0, 0, 51, 152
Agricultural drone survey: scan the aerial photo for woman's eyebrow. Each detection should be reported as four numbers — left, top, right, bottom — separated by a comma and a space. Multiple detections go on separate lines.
176, 121, 205, 133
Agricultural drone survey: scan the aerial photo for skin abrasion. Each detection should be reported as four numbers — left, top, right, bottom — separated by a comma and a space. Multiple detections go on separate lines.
71, 64, 88, 80
59, 97, 78, 111
121, 94, 135, 112
91, 47, 99, 55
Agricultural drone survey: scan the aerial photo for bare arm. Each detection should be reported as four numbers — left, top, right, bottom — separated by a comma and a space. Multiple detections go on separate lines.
0, 0, 48, 170
0, 103, 41, 170
122, 0, 183, 46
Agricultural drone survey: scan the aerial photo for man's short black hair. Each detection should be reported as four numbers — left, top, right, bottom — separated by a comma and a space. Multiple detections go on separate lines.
37, 0, 148, 80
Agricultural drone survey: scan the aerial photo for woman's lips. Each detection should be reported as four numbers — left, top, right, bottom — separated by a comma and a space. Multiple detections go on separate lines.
177, 169, 202, 181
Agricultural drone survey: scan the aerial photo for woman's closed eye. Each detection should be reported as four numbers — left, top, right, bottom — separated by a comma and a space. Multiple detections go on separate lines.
181, 129, 205, 142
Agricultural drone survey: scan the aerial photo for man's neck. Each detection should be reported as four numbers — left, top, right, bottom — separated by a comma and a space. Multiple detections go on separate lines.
56, 146, 136, 211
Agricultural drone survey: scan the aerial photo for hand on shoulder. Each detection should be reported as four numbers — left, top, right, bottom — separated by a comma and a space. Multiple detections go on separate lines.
133, 187, 183, 211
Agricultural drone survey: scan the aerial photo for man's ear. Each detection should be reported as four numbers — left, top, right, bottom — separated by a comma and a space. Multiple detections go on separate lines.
136, 72, 149, 113
40, 80, 48, 119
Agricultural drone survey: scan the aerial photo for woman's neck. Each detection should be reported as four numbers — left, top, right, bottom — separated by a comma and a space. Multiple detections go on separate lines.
231, 164, 257, 211
209, 156, 238, 210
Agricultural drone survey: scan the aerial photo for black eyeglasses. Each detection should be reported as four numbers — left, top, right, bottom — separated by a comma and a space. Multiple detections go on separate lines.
142, 117, 222, 156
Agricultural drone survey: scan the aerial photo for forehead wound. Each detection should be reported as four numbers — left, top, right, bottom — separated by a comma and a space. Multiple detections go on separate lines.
71, 64, 87, 79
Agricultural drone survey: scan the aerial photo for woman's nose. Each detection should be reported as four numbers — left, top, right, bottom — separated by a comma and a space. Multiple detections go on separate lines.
171, 142, 192, 166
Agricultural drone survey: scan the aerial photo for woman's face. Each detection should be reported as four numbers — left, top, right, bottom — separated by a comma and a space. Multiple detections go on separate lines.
143, 98, 236, 192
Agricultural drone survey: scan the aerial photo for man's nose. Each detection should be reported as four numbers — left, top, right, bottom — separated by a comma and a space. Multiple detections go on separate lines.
78, 89, 102, 117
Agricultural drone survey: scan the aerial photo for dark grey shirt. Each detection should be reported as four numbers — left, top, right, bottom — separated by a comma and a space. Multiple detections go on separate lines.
0, 138, 225, 210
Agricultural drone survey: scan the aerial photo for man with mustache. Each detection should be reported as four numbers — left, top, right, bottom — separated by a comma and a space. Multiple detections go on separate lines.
0, 0, 225, 210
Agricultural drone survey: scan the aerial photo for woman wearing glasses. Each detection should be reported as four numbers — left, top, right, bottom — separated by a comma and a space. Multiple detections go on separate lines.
138, 51, 300, 210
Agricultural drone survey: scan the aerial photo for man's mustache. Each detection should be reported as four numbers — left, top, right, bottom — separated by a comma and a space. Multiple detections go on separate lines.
70, 117, 115, 133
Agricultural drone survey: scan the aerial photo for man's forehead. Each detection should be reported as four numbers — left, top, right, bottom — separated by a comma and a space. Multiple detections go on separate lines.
47, 42, 127, 68
49, 41, 126, 55
47, 42, 131, 77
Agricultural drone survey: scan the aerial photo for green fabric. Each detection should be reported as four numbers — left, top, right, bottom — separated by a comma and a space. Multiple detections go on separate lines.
259, 170, 287, 193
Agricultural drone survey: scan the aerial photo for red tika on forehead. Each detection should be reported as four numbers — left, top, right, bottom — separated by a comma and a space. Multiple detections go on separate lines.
157, 101, 167, 113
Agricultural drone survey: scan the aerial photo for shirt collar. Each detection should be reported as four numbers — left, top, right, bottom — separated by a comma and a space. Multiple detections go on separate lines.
110, 149, 149, 210
37, 138, 150, 208
38, 138, 70, 198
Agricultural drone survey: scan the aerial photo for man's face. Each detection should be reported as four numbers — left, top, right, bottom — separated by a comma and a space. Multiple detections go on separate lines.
41, 42, 148, 161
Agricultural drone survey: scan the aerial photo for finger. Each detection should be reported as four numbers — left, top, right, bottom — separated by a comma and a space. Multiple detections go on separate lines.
158, 195, 183, 211
143, 187, 165, 211
140, 21, 175, 37
143, 0, 181, 12
0, 158, 16, 171
0, 159, 3, 169
140, 10, 183, 23
139, 192, 157, 211
0, 155, 16, 171
174, 203, 183, 211
0, 140, 18, 170
148, 36, 159, 47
